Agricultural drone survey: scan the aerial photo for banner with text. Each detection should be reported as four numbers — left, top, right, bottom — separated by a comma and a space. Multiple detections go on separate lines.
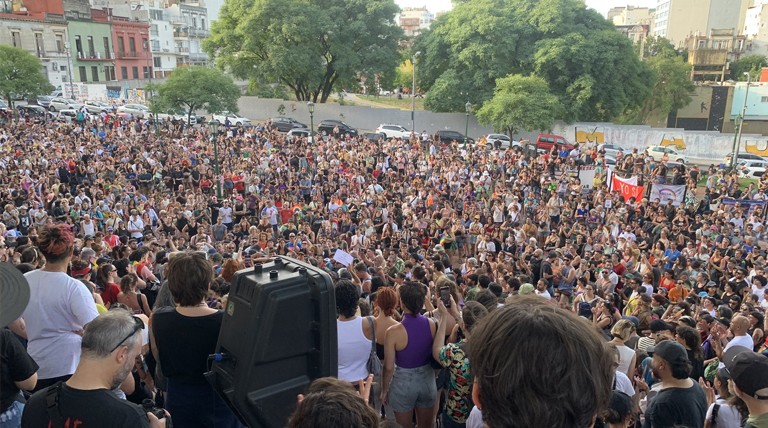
612, 176, 644, 201
650, 183, 686, 206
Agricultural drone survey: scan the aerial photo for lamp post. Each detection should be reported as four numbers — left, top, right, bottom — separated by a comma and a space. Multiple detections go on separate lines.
64, 42, 74, 98
464, 101, 472, 145
732, 72, 752, 171
307, 101, 315, 142
208, 119, 221, 198
411, 51, 420, 136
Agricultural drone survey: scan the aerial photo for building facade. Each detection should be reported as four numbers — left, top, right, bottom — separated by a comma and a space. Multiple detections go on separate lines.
744, 0, 768, 58
610, 6, 653, 26
685, 28, 746, 82
166, 1, 208, 67
110, 15, 151, 83
653, 0, 749, 48
398, 6, 434, 37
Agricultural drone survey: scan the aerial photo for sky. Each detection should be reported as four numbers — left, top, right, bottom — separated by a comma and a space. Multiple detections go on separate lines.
394, 0, 658, 17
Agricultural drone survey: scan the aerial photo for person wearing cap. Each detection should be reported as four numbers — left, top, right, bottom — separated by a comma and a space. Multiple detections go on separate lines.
722, 346, 768, 426
21, 309, 168, 427
642, 340, 707, 428
0, 263, 39, 427
22, 225, 99, 392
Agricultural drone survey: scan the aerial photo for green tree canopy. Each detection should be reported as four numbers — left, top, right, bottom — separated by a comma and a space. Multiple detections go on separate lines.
203, 0, 402, 103
622, 55, 695, 124
152, 67, 240, 123
642, 36, 681, 60
413, 0, 652, 121
0, 46, 53, 108
731, 54, 768, 81
475, 74, 560, 135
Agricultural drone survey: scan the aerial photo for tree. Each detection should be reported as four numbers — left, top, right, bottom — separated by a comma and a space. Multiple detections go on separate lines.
731, 54, 768, 81
475, 74, 560, 135
413, 0, 652, 121
203, 0, 402, 103
0, 46, 53, 109
641, 36, 681, 60
622, 56, 695, 124
152, 67, 240, 123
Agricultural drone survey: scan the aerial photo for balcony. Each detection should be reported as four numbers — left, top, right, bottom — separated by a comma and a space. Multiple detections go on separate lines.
117, 50, 141, 59
188, 28, 209, 38
175, 46, 189, 54
189, 51, 208, 62
174, 30, 189, 38
77, 51, 111, 61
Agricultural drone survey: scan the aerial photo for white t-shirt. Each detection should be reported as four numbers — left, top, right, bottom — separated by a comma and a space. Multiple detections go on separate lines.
719, 334, 755, 368
535, 289, 552, 300
614, 370, 635, 397
22, 270, 99, 379
705, 398, 743, 428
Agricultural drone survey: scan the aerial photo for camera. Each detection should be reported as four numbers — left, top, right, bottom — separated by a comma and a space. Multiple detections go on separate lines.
142, 399, 171, 426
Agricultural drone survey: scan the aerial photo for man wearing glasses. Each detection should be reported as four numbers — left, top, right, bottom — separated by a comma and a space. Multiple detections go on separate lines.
22, 310, 168, 427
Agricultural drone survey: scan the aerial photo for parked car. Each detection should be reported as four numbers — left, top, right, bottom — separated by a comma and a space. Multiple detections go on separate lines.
317, 120, 358, 137
270, 117, 307, 132
116, 103, 149, 118
435, 130, 474, 145
286, 128, 315, 142
646, 146, 686, 163
17, 105, 49, 118
56, 109, 90, 123
535, 133, 574, 153
484, 133, 521, 150
212, 111, 251, 126
83, 100, 112, 114
36, 96, 53, 108
378, 89, 392, 96
598, 143, 625, 157
603, 154, 618, 167
738, 161, 767, 178
363, 132, 385, 142
49, 97, 83, 112
375, 124, 413, 139
724, 153, 768, 167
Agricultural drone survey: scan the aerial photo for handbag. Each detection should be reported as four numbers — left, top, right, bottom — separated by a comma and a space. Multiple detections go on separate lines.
365, 316, 382, 376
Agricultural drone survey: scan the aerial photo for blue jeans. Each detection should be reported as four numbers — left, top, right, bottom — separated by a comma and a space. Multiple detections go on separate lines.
0, 401, 24, 428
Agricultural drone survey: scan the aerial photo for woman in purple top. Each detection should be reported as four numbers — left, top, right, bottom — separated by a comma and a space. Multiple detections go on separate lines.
381, 281, 438, 428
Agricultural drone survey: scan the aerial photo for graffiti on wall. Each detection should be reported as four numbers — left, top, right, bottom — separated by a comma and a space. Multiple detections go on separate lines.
575, 126, 605, 145
744, 139, 768, 157
659, 134, 686, 150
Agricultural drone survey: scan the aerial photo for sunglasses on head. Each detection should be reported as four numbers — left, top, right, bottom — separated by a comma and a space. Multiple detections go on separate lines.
109, 316, 145, 353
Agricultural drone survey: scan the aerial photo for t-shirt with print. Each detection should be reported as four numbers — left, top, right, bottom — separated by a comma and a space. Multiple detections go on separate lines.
438, 341, 472, 424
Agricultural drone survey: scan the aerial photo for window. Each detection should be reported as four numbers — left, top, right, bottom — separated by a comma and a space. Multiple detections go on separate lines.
142, 38, 149, 52
132, 66, 139, 79
103, 37, 111, 57
91, 66, 99, 82
761, 96, 768, 103
129, 37, 136, 55
75, 36, 83, 56
121, 67, 128, 80
143, 66, 149, 78
34, 33, 43, 56
104, 66, 115, 81
55, 34, 64, 52
153, 57, 161, 68
60, 65, 67, 72
87, 36, 95, 57
78, 66, 87, 82
117, 36, 124, 56
11, 31, 20, 48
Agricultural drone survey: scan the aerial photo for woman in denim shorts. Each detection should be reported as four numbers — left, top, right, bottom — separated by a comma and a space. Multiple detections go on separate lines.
381, 282, 438, 428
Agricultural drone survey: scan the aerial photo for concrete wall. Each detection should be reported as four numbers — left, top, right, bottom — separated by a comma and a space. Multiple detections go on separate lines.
553, 122, 768, 163
236, 97, 496, 137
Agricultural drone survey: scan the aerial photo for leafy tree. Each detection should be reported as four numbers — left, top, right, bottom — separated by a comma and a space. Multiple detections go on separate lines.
623, 56, 695, 124
152, 67, 240, 123
731, 55, 768, 81
0, 46, 53, 108
393, 60, 413, 94
641, 36, 681, 59
204, 0, 402, 103
414, 0, 652, 121
475, 74, 560, 135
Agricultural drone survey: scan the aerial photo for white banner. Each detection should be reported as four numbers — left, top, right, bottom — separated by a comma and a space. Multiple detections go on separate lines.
650, 183, 686, 206
614, 175, 637, 186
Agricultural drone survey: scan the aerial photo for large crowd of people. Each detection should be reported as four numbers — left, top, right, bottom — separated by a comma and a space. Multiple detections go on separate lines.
2, 108, 768, 428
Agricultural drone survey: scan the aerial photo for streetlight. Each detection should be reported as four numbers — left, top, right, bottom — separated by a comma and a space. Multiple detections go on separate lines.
64, 42, 74, 98
464, 101, 472, 145
307, 101, 315, 142
411, 51, 420, 136
207, 119, 221, 198
732, 72, 752, 170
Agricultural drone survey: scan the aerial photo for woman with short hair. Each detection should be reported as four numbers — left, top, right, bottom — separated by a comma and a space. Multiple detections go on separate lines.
150, 251, 241, 427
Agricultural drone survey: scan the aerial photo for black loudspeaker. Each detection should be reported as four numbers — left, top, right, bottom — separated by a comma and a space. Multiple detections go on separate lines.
205, 257, 337, 428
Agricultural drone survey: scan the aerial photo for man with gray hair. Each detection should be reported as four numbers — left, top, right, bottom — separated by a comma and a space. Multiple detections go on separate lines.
22, 310, 168, 427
